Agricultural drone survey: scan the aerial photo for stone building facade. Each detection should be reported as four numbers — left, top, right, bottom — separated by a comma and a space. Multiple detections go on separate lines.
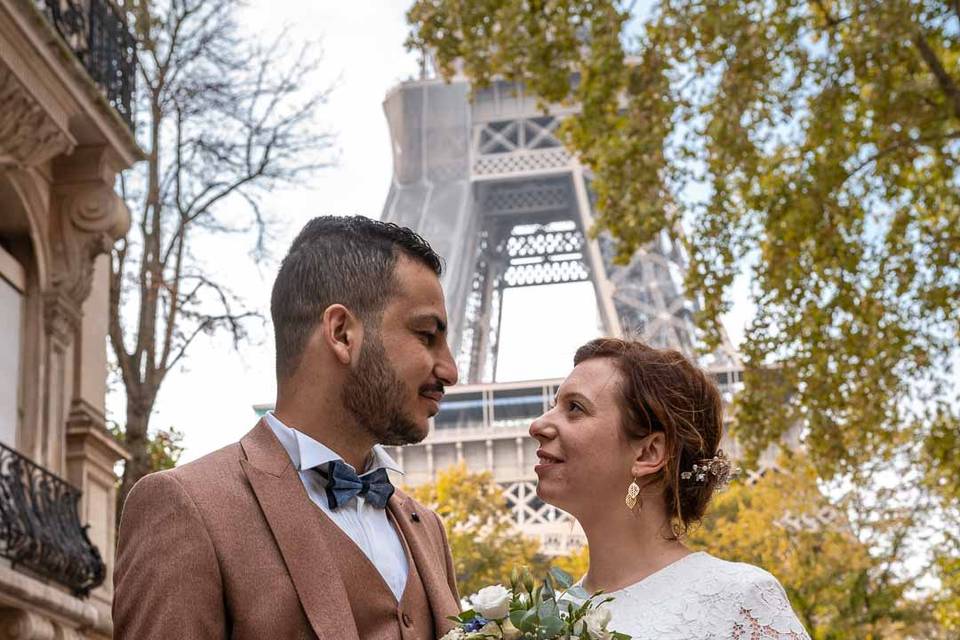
0, 0, 140, 636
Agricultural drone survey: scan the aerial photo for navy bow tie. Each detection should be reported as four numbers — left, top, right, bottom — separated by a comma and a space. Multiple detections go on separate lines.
318, 460, 395, 509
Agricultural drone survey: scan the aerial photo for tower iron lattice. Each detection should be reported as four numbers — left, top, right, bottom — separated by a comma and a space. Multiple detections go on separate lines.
380, 77, 743, 554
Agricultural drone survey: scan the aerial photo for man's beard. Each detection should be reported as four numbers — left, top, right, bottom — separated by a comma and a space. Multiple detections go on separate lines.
342, 333, 425, 446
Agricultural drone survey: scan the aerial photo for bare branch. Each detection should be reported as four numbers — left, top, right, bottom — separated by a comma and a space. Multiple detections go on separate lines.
110, 0, 336, 502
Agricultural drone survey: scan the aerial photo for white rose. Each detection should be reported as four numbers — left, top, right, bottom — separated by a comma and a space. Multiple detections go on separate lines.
583, 606, 613, 639
471, 584, 512, 620
440, 628, 466, 640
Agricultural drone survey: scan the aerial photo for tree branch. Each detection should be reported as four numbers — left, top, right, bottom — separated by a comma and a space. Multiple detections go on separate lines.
913, 30, 960, 120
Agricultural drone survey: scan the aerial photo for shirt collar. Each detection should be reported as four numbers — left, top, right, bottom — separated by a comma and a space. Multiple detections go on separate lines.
264, 411, 403, 476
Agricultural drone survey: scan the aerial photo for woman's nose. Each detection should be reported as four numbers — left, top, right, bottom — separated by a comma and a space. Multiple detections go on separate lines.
529, 412, 552, 441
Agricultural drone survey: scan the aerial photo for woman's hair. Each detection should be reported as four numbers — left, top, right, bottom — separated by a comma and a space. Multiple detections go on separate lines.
573, 338, 724, 535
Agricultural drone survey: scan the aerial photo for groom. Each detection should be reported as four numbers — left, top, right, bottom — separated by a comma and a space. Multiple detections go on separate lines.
114, 216, 461, 639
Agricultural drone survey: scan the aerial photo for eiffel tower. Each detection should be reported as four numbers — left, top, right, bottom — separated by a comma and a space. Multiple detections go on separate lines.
378, 77, 743, 555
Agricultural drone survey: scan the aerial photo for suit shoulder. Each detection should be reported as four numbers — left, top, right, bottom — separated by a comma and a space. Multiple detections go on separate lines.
131, 441, 244, 503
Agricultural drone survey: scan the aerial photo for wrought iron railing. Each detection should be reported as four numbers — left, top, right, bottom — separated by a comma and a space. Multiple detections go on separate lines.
39, 0, 136, 130
0, 443, 105, 597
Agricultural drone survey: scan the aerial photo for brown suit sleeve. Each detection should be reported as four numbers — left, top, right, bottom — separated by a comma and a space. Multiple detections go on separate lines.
433, 510, 461, 604
113, 471, 227, 639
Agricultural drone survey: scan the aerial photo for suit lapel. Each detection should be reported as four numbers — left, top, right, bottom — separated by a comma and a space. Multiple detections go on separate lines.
388, 491, 460, 638
240, 422, 360, 640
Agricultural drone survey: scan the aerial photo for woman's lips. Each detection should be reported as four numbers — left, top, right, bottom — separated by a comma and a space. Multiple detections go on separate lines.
535, 449, 564, 472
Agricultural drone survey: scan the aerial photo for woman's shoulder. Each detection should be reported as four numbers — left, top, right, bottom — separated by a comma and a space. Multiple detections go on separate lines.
684, 553, 809, 637
686, 552, 784, 590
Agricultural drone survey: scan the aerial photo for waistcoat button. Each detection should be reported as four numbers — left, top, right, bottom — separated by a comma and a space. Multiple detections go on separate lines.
401, 612, 413, 627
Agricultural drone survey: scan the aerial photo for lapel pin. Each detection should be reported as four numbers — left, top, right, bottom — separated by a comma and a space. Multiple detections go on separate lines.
411, 512, 420, 522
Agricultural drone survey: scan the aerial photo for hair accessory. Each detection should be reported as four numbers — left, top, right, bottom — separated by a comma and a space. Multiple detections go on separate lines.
680, 449, 738, 488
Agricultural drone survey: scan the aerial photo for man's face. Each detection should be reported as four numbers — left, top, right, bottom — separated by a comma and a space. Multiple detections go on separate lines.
342, 256, 458, 445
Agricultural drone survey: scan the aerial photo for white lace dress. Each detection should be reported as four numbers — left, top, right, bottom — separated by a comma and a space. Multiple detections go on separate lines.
575, 552, 811, 639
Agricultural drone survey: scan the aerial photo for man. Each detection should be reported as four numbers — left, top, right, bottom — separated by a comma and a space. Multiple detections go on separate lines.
114, 216, 461, 639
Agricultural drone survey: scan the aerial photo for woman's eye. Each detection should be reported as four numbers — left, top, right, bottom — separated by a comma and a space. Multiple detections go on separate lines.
568, 402, 583, 413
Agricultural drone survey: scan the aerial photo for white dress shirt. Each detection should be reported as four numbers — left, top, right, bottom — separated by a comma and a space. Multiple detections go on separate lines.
264, 411, 409, 600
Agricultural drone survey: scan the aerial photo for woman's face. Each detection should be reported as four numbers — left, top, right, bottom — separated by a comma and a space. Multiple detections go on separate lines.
529, 358, 636, 521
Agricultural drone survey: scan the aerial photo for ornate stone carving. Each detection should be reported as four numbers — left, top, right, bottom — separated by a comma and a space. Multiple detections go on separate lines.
0, 608, 55, 640
0, 66, 75, 167
0, 608, 86, 640
43, 290, 83, 345
44, 148, 131, 341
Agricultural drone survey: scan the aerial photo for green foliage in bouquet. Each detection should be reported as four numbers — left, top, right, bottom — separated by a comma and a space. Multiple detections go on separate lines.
442, 566, 630, 640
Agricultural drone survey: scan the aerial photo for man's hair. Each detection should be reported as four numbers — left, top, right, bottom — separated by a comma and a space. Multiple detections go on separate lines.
271, 216, 442, 379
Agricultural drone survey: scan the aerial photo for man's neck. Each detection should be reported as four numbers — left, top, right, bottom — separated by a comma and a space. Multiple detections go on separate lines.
272, 404, 375, 472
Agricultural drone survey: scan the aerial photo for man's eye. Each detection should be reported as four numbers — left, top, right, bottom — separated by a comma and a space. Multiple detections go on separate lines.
568, 401, 583, 413
418, 331, 436, 344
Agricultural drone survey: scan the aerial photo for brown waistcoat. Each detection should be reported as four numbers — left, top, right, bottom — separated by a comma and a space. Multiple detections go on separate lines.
316, 509, 433, 640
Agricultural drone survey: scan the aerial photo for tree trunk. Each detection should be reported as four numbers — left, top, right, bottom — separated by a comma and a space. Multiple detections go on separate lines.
117, 399, 152, 522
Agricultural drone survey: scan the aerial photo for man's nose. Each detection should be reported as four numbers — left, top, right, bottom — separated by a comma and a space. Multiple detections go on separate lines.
435, 340, 458, 387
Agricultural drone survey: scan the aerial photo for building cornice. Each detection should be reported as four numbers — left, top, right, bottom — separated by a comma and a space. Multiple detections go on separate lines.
0, 0, 144, 167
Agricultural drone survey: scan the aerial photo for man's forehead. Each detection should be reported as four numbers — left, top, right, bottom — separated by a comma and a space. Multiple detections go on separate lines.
387, 257, 448, 319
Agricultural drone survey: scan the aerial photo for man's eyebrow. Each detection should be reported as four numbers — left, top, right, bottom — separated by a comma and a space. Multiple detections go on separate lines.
412, 314, 447, 333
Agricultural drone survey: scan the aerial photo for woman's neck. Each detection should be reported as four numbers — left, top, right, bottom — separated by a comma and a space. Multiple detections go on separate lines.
579, 501, 691, 594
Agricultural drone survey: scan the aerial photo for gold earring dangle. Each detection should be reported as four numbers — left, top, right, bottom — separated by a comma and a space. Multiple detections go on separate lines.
625, 478, 641, 511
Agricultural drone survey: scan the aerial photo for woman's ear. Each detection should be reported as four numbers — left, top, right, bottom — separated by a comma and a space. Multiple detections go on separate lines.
631, 432, 668, 479
320, 304, 363, 365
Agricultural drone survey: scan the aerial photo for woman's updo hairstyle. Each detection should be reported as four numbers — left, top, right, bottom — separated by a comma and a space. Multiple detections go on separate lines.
573, 338, 725, 536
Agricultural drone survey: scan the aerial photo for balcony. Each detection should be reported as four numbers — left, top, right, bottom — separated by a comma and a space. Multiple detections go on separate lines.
0, 442, 105, 597
38, 0, 136, 130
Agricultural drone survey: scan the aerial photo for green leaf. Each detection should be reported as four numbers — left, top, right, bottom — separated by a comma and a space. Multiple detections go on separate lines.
549, 567, 574, 589
565, 585, 589, 600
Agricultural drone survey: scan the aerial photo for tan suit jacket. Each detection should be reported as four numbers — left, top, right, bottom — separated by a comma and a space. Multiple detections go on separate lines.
113, 421, 461, 639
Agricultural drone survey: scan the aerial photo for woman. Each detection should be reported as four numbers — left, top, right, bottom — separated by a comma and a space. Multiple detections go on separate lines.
529, 338, 810, 639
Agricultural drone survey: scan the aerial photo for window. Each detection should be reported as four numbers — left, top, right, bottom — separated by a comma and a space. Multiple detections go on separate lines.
0, 244, 24, 447
433, 392, 484, 431
491, 386, 545, 427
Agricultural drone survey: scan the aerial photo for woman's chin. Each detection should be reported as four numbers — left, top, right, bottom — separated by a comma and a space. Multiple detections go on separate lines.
534, 481, 567, 511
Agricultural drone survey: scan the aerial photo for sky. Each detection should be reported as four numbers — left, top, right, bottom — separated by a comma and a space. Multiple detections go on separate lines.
128, 0, 754, 464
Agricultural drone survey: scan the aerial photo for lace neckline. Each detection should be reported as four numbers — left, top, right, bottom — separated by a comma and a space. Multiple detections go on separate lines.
584, 551, 707, 596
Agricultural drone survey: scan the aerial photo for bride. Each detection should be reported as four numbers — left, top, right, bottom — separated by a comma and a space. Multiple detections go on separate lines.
529, 338, 810, 639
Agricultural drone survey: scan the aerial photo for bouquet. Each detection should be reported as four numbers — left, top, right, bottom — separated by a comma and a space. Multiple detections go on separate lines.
441, 567, 631, 640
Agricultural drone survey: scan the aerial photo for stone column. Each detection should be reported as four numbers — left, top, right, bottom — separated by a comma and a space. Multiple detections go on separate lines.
47, 147, 131, 615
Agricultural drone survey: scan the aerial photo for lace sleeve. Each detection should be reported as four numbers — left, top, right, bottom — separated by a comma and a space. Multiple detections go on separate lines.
733, 573, 811, 640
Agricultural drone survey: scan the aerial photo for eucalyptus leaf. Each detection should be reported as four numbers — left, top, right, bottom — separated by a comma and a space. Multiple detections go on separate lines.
549, 567, 574, 589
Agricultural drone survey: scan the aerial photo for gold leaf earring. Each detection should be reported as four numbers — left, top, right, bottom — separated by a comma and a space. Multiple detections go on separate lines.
625, 478, 641, 511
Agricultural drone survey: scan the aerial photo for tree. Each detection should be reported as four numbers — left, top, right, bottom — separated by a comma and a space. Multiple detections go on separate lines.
407, 464, 548, 597
406, 0, 960, 479
922, 408, 960, 632
688, 457, 939, 638
407, 2, 959, 623
550, 545, 589, 582
110, 0, 334, 509
111, 425, 185, 473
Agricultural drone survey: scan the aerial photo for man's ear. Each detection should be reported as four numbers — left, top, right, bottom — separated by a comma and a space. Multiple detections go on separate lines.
320, 304, 363, 365
631, 432, 668, 479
